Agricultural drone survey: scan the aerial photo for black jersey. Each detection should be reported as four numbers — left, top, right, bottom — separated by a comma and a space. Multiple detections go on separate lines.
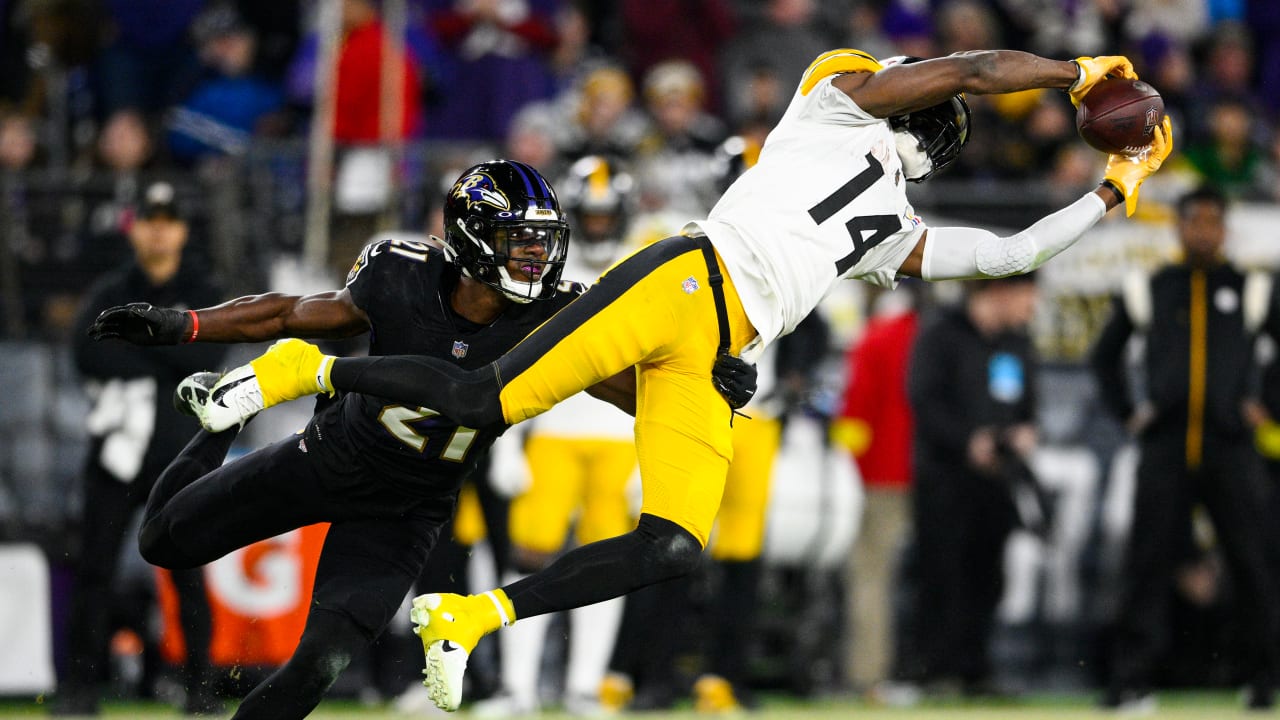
312, 236, 584, 499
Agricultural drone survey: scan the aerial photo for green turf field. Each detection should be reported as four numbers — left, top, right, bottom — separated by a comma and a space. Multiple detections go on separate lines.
0, 692, 1267, 718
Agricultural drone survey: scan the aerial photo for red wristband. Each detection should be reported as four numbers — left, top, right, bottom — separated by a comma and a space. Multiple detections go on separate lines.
186, 310, 199, 343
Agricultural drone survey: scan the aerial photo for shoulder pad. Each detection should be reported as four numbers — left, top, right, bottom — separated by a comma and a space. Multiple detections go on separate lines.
347, 236, 443, 286
345, 239, 384, 286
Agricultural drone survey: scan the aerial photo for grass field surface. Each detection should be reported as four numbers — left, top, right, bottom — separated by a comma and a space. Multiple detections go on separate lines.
0, 692, 1264, 719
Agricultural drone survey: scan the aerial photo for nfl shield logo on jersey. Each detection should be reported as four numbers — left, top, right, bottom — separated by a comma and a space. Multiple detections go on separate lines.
452, 340, 469, 359
682, 277, 700, 294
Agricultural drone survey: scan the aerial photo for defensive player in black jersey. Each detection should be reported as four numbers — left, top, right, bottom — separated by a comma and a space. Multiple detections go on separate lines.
85, 161, 740, 719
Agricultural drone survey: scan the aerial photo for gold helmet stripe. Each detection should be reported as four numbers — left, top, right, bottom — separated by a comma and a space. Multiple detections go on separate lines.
800, 49, 882, 95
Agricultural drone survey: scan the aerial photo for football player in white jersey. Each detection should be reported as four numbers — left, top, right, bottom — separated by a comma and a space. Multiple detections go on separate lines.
185, 48, 1173, 712
475, 156, 639, 717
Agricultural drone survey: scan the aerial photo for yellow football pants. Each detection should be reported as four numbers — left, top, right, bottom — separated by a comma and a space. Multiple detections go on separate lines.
710, 413, 782, 561
496, 236, 757, 547
510, 436, 638, 553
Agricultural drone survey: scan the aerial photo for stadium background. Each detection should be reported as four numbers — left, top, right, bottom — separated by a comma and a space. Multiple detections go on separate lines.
1, 0, 1279, 716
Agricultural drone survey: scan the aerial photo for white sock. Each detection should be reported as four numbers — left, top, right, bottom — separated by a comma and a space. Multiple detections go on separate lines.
566, 597, 625, 698
499, 572, 549, 708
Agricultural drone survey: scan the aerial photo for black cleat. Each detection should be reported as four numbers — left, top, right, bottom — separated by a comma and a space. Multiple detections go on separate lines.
174, 371, 222, 417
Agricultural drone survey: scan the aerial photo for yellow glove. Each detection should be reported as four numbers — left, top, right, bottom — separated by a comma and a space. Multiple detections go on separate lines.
1257, 420, 1280, 460
1068, 55, 1137, 107
1103, 116, 1173, 217
249, 338, 336, 408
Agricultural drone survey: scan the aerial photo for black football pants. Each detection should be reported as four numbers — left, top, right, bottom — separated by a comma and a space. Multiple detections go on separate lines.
1109, 431, 1280, 693
140, 428, 451, 719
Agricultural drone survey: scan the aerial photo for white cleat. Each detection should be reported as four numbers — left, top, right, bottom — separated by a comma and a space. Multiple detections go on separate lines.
196, 365, 266, 432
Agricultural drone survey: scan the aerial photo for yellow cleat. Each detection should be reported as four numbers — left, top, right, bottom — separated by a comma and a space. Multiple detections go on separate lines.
409, 591, 512, 712
693, 674, 743, 715
599, 672, 634, 714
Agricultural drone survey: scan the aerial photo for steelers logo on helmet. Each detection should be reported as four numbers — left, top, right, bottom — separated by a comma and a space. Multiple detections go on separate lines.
441, 160, 570, 303
880, 56, 972, 182
558, 155, 634, 269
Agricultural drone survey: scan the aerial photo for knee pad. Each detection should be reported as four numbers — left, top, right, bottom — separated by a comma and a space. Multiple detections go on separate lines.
636, 514, 703, 581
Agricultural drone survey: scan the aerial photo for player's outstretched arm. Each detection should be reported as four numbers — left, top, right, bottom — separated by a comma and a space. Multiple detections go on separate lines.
835, 51, 1132, 119
898, 118, 1172, 280
89, 290, 370, 345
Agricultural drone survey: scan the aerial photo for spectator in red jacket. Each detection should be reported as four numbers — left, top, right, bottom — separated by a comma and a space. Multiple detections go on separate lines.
286, 0, 432, 143
334, 0, 424, 142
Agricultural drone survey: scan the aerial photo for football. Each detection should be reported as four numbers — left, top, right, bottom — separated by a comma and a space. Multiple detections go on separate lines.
1076, 77, 1164, 155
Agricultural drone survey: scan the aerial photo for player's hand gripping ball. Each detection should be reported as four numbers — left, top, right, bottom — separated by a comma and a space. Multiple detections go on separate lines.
1076, 77, 1165, 156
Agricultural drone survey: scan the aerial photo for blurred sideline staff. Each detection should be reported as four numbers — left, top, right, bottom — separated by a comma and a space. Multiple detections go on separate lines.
58, 181, 226, 716
1090, 185, 1280, 712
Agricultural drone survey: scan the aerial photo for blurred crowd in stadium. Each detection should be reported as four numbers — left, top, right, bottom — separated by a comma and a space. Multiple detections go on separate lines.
3, 0, 1280, 716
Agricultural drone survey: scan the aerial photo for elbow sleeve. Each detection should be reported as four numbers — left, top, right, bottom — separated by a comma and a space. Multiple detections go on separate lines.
923, 193, 1107, 281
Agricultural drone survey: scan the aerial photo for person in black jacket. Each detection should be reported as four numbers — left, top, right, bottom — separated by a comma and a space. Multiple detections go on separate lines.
907, 273, 1039, 695
54, 181, 227, 716
1090, 185, 1279, 712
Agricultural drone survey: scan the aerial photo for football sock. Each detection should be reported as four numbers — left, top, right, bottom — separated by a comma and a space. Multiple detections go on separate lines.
566, 596, 625, 698
171, 566, 214, 699
503, 514, 701, 618
463, 589, 517, 635
231, 609, 366, 719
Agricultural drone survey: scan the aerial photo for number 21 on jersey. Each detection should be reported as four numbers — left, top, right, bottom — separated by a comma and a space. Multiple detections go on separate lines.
378, 405, 478, 461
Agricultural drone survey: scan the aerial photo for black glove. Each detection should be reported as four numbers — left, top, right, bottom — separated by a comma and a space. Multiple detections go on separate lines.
711, 351, 757, 410
88, 303, 192, 345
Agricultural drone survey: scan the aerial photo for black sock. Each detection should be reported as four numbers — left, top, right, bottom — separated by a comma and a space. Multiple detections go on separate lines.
231, 609, 367, 719
503, 514, 701, 619
171, 567, 215, 702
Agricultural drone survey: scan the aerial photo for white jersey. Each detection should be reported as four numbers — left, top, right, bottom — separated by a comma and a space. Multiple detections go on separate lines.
686, 50, 926, 353
526, 251, 636, 440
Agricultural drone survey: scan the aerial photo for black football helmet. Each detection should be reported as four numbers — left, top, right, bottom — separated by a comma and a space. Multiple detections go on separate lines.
441, 160, 570, 303
557, 155, 634, 269
882, 56, 972, 182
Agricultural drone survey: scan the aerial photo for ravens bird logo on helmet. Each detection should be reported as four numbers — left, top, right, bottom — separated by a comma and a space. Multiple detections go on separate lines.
452, 172, 512, 212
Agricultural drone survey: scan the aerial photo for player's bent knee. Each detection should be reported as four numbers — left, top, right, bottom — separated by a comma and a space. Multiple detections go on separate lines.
138, 519, 200, 570
637, 514, 703, 580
